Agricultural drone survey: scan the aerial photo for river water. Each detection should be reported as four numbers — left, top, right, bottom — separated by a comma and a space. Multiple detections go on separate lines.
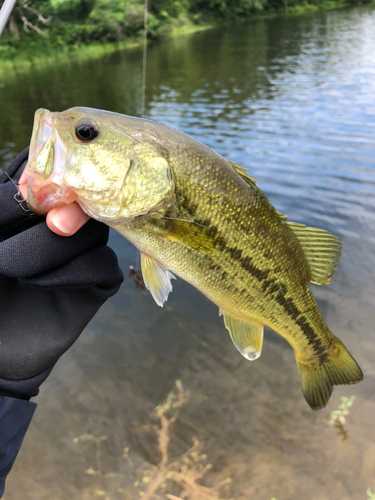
1, 5, 375, 499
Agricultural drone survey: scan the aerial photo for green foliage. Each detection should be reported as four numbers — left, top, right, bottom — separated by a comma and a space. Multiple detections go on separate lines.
51, 0, 145, 42
87, 0, 142, 40
327, 395, 355, 426
193, 0, 267, 18
150, 0, 191, 19
325, 395, 355, 441
53, 0, 96, 22
347, 0, 373, 5
0, 0, 355, 63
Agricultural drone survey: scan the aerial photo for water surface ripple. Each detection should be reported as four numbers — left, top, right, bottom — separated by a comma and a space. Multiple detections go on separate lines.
1, 6, 375, 500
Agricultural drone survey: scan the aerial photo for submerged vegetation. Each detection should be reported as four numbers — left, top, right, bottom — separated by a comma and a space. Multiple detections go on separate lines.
133, 380, 232, 499
1, 0, 373, 70
74, 381, 232, 499
325, 395, 355, 440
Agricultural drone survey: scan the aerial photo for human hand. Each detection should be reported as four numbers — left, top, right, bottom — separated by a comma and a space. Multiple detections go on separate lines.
18, 168, 90, 236
0, 148, 123, 400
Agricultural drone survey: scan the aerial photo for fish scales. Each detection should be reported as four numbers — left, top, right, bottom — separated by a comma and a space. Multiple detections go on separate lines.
26, 106, 363, 410
116, 145, 330, 362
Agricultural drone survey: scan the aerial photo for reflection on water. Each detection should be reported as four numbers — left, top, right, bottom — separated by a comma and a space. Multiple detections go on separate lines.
1, 5, 375, 500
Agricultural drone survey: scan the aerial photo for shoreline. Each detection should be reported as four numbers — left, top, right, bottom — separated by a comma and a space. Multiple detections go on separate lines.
0, 1, 358, 77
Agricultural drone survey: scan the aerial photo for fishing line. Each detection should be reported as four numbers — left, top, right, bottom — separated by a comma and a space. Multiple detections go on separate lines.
140, 0, 148, 119
3, 171, 33, 216
134, 0, 148, 271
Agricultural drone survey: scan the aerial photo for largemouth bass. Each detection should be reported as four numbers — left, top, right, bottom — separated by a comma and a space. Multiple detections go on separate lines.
26, 107, 363, 410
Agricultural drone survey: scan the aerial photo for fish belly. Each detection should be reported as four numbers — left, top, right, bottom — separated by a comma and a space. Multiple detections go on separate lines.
113, 217, 328, 359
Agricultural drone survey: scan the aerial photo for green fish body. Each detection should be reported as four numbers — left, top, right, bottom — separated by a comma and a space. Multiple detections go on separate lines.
26, 107, 363, 410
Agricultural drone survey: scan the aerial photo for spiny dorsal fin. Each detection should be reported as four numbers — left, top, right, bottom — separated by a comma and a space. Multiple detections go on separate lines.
229, 161, 259, 186
140, 252, 176, 307
229, 162, 288, 220
219, 309, 264, 361
287, 222, 342, 285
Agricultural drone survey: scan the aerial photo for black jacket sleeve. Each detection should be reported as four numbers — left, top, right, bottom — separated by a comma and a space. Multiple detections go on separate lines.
0, 149, 124, 497
0, 397, 37, 497
0, 148, 124, 387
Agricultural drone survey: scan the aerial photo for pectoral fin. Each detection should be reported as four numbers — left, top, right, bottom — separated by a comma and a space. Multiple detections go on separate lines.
287, 222, 342, 285
163, 218, 221, 252
140, 252, 176, 307
220, 309, 264, 361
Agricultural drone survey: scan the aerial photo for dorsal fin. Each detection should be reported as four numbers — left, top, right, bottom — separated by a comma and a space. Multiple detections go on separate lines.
287, 222, 342, 285
229, 161, 259, 186
229, 161, 288, 220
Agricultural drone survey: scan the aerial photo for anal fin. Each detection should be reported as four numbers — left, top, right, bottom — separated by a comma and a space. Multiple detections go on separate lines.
220, 309, 264, 361
140, 252, 176, 307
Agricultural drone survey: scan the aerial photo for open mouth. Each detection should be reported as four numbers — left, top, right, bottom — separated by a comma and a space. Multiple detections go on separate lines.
27, 109, 76, 214
27, 179, 77, 215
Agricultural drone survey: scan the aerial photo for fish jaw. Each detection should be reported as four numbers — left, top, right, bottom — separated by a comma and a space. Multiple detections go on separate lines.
27, 109, 77, 214
27, 179, 77, 215
26, 106, 175, 222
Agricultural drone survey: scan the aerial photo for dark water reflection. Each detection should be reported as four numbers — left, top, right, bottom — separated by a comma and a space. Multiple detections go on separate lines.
1, 6, 375, 499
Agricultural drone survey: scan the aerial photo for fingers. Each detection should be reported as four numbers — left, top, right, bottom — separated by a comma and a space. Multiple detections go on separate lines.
18, 169, 90, 237
19, 183, 27, 199
46, 203, 90, 237
19, 167, 28, 186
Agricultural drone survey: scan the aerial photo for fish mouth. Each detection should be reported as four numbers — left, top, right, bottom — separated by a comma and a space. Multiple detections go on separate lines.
27, 179, 77, 215
28, 109, 55, 168
27, 109, 76, 214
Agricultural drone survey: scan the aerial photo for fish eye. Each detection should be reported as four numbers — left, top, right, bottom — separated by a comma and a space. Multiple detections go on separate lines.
75, 119, 99, 142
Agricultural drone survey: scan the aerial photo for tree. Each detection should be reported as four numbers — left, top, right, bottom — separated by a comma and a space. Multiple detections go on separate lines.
7, 0, 51, 40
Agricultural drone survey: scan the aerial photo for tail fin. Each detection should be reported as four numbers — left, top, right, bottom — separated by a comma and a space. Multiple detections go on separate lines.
297, 339, 363, 411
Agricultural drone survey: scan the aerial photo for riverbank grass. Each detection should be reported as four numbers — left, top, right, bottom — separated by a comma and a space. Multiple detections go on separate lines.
0, 0, 366, 76
0, 21, 215, 77
0, 39, 140, 76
